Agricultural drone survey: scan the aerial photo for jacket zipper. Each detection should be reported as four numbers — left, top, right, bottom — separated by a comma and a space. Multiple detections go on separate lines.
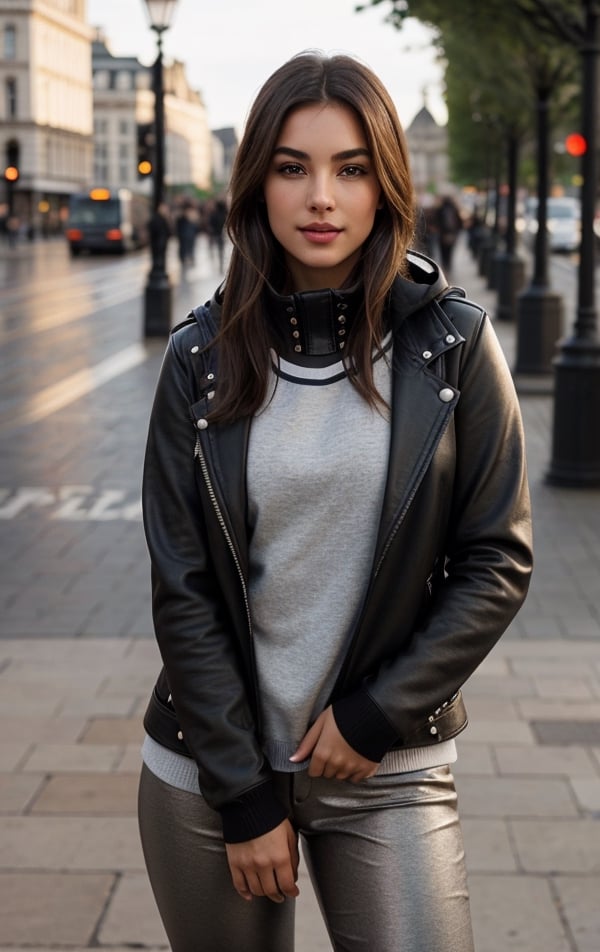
194, 433, 254, 640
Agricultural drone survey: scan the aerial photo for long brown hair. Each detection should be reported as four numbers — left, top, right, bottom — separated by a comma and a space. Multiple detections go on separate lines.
210, 51, 415, 422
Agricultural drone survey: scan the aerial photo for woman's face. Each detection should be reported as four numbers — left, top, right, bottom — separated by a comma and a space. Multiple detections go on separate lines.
263, 102, 382, 291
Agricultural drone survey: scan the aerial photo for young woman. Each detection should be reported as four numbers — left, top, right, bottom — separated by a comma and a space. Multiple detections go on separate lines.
139, 52, 533, 952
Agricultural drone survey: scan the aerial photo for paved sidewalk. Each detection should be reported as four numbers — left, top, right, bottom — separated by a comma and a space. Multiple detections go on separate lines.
0, 239, 599, 951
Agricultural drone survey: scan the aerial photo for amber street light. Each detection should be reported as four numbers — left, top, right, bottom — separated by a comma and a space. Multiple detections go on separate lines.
142, 0, 179, 337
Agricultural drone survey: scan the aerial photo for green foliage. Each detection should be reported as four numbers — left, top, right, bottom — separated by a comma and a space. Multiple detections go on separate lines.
356, 0, 581, 187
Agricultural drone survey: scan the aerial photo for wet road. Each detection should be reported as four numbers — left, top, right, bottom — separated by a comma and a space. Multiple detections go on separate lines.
0, 236, 225, 639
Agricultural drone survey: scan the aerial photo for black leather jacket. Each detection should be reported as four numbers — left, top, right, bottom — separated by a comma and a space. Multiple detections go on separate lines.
142, 253, 533, 843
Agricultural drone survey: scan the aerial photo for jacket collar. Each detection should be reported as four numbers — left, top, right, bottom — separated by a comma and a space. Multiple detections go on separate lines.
262, 281, 364, 358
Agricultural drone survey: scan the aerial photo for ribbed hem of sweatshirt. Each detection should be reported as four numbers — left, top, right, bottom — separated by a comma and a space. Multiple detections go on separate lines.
332, 690, 401, 762
219, 779, 290, 844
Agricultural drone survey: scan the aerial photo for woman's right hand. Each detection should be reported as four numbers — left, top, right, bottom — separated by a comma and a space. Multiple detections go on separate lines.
225, 819, 300, 903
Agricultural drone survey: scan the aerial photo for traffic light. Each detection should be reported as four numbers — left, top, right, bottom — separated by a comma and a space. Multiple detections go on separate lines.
137, 122, 154, 178
4, 139, 19, 183
565, 133, 587, 157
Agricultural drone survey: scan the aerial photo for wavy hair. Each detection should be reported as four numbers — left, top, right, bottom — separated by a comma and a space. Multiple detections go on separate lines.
210, 51, 416, 422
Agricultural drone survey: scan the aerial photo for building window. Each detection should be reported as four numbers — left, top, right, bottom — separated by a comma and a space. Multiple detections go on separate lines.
94, 70, 110, 90
119, 119, 130, 136
5, 24, 16, 59
119, 143, 129, 160
115, 71, 132, 91
6, 78, 17, 118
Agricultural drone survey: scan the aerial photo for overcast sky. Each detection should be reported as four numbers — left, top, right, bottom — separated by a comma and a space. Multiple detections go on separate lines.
87, 0, 446, 135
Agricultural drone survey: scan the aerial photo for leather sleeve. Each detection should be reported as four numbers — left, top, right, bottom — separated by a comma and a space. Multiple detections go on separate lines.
142, 334, 288, 842
335, 308, 533, 751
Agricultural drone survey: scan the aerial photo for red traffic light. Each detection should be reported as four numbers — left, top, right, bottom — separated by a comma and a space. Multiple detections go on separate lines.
565, 133, 587, 157
4, 165, 19, 182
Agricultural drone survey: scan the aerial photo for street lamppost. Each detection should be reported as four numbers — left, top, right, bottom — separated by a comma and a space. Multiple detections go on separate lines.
142, 0, 178, 337
547, 0, 600, 486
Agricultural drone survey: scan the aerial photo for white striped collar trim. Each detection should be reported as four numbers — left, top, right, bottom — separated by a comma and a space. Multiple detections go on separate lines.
270, 331, 393, 384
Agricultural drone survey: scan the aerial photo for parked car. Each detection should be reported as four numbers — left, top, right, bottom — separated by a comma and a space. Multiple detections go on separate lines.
522, 196, 581, 253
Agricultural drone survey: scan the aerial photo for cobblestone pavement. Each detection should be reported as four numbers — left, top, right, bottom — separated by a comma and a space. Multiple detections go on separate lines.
0, 236, 598, 951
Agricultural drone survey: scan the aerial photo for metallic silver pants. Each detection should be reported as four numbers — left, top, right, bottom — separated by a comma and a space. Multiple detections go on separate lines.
138, 762, 474, 952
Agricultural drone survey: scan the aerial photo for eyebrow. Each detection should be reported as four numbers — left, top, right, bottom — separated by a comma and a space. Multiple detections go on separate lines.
272, 147, 371, 161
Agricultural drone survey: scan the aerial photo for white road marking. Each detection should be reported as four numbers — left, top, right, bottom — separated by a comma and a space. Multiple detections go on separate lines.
1, 343, 148, 430
0, 486, 142, 521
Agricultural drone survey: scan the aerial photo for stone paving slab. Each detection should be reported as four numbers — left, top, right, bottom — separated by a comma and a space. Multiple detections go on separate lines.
29, 772, 138, 815
0, 773, 45, 813
96, 873, 168, 948
0, 715, 88, 745
494, 744, 600, 778
510, 819, 600, 873
0, 816, 145, 871
0, 872, 115, 946
80, 716, 147, 744
468, 874, 571, 952
455, 775, 578, 817
22, 742, 125, 773
554, 876, 600, 952
461, 819, 517, 872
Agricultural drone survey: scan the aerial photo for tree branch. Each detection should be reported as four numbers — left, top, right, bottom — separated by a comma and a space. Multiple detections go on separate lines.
513, 0, 584, 46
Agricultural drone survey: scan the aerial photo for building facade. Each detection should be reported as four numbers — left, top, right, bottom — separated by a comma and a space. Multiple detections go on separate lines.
406, 101, 449, 198
212, 126, 237, 194
0, 0, 93, 233
92, 34, 212, 199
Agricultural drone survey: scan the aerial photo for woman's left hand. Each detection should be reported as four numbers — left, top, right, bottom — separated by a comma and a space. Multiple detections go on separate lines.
289, 706, 379, 782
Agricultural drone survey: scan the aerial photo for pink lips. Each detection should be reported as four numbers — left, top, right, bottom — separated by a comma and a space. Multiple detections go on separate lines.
300, 223, 341, 244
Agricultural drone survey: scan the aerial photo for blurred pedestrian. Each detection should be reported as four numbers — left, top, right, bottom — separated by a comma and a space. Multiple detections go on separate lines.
139, 51, 532, 952
6, 214, 20, 248
148, 202, 172, 274
207, 196, 228, 273
175, 202, 198, 267
435, 194, 463, 276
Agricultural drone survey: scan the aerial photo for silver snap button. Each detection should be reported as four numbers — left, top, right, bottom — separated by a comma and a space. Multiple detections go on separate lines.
430, 725, 438, 735
207, 372, 215, 381
294, 344, 302, 353
423, 350, 432, 359
445, 334, 456, 344
439, 388, 454, 403
196, 418, 208, 429
177, 730, 184, 740
191, 345, 199, 354
207, 390, 215, 400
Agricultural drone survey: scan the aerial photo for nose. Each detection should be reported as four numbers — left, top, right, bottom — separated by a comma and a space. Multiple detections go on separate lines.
307, 173, 335, 212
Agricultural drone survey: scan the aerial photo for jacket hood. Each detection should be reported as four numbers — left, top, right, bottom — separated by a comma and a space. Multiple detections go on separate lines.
388, 251, 448, 327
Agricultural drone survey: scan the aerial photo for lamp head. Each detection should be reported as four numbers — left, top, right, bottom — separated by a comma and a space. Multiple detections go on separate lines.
143, 0, 178, 33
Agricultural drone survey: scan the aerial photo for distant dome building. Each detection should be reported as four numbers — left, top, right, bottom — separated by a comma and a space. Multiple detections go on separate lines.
405, 98, 449, 197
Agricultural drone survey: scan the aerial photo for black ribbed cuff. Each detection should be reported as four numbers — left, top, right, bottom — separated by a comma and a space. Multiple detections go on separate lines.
332, 690, 399, 763
218, 779, 289, 844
